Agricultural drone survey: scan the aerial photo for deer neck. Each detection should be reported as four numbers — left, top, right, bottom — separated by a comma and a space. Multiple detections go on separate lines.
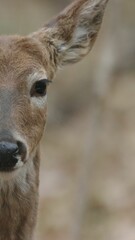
0, 148, 40, 240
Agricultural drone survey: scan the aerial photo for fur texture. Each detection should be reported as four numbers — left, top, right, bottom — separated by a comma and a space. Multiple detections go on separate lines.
0, 0, 109, 239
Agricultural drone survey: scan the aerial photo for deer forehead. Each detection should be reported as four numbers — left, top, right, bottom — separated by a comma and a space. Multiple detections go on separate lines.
0, 35, 52, 85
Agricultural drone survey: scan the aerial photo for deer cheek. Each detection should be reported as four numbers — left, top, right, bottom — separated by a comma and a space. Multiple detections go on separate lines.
27, 108, 47, 154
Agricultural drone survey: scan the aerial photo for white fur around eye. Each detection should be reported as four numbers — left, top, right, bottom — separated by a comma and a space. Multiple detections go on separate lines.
27, 70, 48, 108
31, 94, 47, 108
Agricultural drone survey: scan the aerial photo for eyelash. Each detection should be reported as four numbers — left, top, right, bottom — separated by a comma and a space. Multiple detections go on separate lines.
30, 79, 52, 97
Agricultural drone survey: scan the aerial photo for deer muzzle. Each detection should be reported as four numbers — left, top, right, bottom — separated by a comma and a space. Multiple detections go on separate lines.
0, 139, 26, 172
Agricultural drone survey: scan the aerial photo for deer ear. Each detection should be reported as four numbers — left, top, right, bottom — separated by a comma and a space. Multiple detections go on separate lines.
31, 0, 109, 66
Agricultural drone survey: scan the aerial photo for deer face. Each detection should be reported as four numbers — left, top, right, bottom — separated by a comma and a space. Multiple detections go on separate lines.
0, 36, 52, 173
0, 0, 108, 174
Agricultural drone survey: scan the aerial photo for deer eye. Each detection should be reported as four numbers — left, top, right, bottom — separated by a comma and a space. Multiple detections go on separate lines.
30, 79, 52, 97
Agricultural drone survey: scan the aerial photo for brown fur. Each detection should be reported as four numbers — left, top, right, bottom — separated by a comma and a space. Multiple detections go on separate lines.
0, 0, 108, 239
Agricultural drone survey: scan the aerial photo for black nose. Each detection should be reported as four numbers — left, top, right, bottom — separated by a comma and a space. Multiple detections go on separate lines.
0, 141, 26, 171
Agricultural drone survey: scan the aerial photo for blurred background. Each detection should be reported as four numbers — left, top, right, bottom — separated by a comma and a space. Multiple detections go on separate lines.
0, 0, 135, 239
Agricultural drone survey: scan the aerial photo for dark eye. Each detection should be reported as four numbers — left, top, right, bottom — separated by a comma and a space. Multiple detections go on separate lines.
30, 79, 52, 97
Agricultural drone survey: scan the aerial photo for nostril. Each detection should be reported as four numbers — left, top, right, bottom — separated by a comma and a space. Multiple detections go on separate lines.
0, 141, 19, 170
0, 140, 27, 171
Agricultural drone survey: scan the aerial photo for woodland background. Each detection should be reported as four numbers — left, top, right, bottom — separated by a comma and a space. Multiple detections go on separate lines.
0, 0, 135, 239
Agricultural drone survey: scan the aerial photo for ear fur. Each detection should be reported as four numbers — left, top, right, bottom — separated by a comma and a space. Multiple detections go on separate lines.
31, 0, 109, 66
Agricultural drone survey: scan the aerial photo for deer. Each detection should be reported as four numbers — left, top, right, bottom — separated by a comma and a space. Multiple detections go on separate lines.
0, 0, 108, 239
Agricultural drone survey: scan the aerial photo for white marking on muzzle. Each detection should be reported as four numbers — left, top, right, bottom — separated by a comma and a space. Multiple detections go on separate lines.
14, 156, 24, 169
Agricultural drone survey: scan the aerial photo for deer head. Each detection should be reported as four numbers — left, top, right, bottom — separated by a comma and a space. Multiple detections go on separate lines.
0, 0, 108, 174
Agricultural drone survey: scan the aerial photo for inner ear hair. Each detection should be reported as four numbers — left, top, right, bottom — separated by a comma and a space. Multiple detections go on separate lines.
31, 0, 109, 66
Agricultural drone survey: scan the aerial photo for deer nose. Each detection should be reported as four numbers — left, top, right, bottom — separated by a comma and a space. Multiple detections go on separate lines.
0, 141, 26, 171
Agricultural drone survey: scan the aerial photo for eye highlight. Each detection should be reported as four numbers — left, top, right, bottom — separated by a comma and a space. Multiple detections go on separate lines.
30, 79, 52, 97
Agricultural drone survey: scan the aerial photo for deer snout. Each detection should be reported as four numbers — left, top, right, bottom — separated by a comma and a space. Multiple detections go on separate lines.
0, 141, 26, 171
